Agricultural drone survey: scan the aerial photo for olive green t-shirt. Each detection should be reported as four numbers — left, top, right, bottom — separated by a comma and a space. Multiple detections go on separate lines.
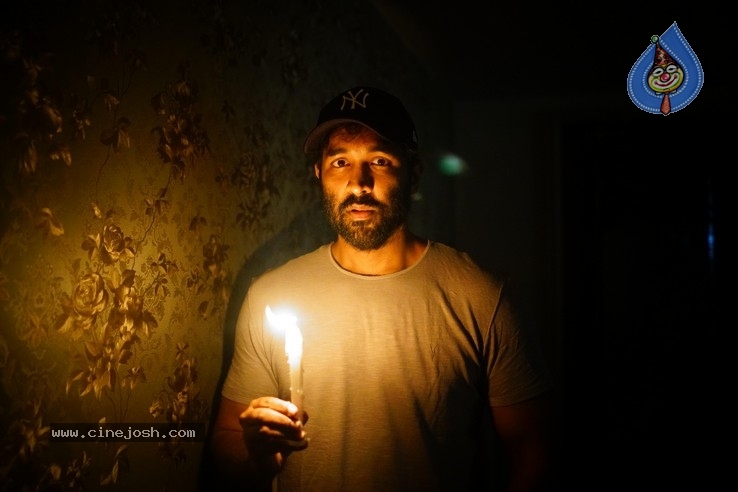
222, 241, 551, 491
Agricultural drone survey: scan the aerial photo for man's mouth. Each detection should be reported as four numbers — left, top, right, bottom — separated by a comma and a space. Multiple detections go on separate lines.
341, 196, 381, 220
347, 206, 375, 220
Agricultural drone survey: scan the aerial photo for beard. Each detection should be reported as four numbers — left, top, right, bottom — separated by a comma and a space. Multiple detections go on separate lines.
322, 185, 411, 251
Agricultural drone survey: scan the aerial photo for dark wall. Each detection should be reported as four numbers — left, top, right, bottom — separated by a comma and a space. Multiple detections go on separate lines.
450, 15, 729, 487
559, 100, 727, 490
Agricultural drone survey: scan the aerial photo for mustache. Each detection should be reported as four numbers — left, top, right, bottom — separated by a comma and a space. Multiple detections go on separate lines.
339, 194, 382, 210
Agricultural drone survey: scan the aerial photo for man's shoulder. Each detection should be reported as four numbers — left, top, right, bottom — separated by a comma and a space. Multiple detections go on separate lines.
427, 241, 505, 287
428, 241, 498, 272
252, 243, 330, 285
428, 241, 477, 262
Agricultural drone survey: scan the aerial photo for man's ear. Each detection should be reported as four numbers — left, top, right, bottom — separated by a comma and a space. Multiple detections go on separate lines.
314, 162, 321, 180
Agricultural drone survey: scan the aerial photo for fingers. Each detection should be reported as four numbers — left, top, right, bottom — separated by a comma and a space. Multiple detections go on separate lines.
255, 397, 300, 417
242, 397, 302, 425
240, 397, 307, 456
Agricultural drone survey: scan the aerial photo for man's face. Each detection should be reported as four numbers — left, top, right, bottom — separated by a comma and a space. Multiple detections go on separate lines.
315, 125, 415, 251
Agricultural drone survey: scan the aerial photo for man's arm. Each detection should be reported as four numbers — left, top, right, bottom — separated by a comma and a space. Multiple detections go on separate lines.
491, 392, 557, 492
209, 396, 305, 490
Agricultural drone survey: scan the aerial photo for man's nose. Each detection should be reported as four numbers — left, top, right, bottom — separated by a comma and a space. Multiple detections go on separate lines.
348, 162, 373, 194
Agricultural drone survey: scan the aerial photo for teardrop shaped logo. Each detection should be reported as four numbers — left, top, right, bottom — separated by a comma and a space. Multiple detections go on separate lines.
627, 22, 704, 115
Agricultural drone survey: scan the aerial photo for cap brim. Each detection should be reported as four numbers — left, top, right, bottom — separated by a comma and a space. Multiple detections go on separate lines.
303, 119, 382, 154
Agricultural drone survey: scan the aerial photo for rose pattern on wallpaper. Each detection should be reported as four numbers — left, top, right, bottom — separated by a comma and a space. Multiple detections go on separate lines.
0, 4, 249, 489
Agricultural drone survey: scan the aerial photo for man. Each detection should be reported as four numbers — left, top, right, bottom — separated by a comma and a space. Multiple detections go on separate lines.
210, 86, 555, 491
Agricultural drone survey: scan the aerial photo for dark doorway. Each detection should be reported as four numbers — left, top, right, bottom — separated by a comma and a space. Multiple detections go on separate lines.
557, 104, 726, 490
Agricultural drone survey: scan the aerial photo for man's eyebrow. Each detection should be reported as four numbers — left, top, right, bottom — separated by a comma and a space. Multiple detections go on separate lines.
324, 143, 398, 158
324, 145, 348, 158
370, 143, 398, 155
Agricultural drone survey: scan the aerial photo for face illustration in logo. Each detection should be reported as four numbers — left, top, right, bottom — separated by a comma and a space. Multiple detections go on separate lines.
648, 44, 684, 94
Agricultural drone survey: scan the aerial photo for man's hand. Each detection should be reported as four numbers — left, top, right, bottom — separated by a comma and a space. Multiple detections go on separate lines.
209, 396, 309, 489
241, 396, 309, 456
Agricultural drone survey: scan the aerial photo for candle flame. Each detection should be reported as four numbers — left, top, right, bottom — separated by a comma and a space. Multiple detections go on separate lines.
265, 305, 303, 366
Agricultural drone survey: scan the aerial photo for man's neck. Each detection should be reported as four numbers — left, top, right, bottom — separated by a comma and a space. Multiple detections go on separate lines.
330, 230, 428, 276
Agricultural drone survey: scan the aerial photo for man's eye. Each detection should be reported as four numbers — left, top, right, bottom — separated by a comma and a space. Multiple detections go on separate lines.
373, 157, 391, 166
332, 158, 348, 168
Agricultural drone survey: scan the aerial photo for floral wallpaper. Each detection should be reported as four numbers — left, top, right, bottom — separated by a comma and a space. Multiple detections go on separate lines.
0, 0, 451, 490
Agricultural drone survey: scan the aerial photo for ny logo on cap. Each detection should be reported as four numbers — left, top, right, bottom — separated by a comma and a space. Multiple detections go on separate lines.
339, 89, 369, 111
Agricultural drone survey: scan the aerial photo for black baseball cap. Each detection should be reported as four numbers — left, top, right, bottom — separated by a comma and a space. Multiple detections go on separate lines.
303, 86, 418, 154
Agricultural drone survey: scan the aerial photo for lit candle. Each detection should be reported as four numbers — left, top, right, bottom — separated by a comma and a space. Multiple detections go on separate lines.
265, 305, 304, 423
